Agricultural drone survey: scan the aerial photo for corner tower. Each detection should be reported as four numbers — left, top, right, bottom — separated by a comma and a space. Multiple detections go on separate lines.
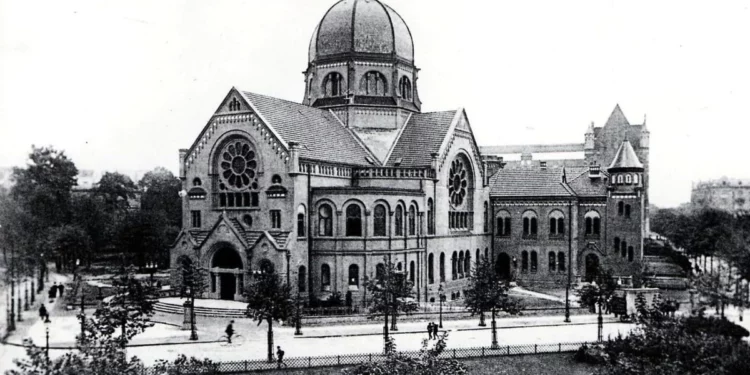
303, 0, 421, 131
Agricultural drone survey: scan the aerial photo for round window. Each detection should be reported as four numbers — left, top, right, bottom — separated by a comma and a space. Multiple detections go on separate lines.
219, 140, 258, 191
448, 158, 468, 208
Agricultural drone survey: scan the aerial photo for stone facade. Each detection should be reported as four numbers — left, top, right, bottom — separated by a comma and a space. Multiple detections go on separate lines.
691, 177, 750, 214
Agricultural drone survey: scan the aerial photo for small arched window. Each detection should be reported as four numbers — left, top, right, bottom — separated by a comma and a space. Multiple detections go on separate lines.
475, 249, 480, 264
428, 253, 435, 284
621, 241, 628, 258
408, 205, 416, 236
522, 211, 538, 237
348, 264, 359, 287
617, 175, 624, 184
399, 76, 412, 100
549, 252, 557, 272
464, 252, 470, 276
496, 210, 511, 237
585, 211, 601, 235
427, 198, 435, 235
395, 205, 404, 236
439, 252, 446, 282
346, 204, 362, 237
318, 204, 333, 237
360, 71, 388, 96
625, 204, 631, 218
409, 261, 415, 283
297, 205, 306, 237
298, 266, 307, 292
483, 201, 489, 233
451, 251, 458, 280
549, 210, 565, 236
458, 251, 464, 277
272, 174, 282, 185
321, 264, 331, 289
521, 251, 529, 272
323, 72, 345, 97
192, 178, 202, 186
243, 214, 253, 229
618, 201, 624, 216
625, 174, 632, 184
530, 251, 538, 273
373, 204, 387, 237
628, 246, 634, 262
614, 237, 620, 252
558, 252, 566, 272
633, 174, 640, 184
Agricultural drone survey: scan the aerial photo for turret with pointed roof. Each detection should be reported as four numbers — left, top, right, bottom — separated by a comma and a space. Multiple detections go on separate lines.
608, 140, 643, 172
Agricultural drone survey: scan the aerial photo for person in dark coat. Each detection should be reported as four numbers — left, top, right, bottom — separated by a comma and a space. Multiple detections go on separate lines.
58, 283, 65, 297
432, 322, 439, 339
427, 322, 434, 339
39, 304, 48, 321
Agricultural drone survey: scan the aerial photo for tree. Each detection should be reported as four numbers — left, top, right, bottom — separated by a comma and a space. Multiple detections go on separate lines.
244, 273, 295, 362
113, 210, 170, 267
139, 167, 182, 228
94, 172, 138, 212
364, 257, 418, 333
343, 332, 467, 375
174, 256, 207, 340
103, 265, 156, 348
70, 194, 113, 264
42, 224, 92, 272
464, 256, 523, 349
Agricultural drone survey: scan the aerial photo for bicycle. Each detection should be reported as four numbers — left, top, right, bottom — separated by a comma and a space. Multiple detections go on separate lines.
217, 334, 245, 346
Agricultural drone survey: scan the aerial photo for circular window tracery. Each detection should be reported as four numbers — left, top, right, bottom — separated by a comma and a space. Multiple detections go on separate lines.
449, 158, 468, 208
219, 140, 258, 190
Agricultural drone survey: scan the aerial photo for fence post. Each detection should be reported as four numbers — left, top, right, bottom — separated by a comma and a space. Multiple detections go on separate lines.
369, 353, 372, 362
507, 345, 510, 355
482, 347, 485, 357
338, 355, 340, 365
559, 343, 561, 353
308, 357, 311, 368
535, 344, 537, 354
244, 360, 247, 371
453, 349, 456, 358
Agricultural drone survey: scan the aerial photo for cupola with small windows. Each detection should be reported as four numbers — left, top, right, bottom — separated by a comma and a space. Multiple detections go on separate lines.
607, 140, 644, 191
303, 0, 421, 130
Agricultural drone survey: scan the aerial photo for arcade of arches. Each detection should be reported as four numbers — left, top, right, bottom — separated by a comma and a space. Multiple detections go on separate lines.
210, 245, 244, 300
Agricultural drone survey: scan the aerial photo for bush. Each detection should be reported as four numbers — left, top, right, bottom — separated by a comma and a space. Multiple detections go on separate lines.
682, 316, 749, 339
573, 343, 609, 365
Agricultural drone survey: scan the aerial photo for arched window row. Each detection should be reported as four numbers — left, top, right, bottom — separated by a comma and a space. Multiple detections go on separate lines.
359, 71, 388, 96
522, 211, 538, 238
617, 201, 633, 218
614, 173, 640, 185
549, 210, 565, 237
322, 72, 345, 98
548, 251, 567, 273
521, 251, 538, 273
585, 211, 602, 236
315, 201, 425, 238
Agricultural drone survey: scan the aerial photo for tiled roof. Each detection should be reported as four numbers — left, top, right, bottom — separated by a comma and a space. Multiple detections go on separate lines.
229, 218, 290, 249
188, 230, 210, 246
608, 140, 643, 170
567, 168, 608, 197
240, 91, 374, 166
489, 168, 574, 198
386, 111, 456, 167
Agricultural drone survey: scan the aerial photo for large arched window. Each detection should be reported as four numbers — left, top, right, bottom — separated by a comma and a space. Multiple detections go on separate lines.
549, 210, 565, 236
448, 154, 474, 230
585, 211, 601, 236
321, 264, 331, 290
399, 76, 412, 100
428, 253, 435, 284
408, 204, 417, 236
521, 251, 529, 272
360, 71, 388, 96
464, 252, 471, 277
483, 201, 489, 233
318, 204, 333, 236
522, 211, 538, 237
298, 266, 307, 292
530, 251, 538, 273
496, 210, 511, 237
439, 252, 446, 282
427, 198, 435, 235
346, 204, 362, 237
216, 138, 260, 208
373, 204, 387, 237
322, 72, 345, 97
297, 205, 306, 237
348, 264, 359, 287
549, 251, 557, 272
395, 205, 404, 236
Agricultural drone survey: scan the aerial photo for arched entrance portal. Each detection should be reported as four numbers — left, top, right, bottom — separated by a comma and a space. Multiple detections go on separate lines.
496, 253, 511, 280
210, 245, 244, 301
584, 254, 600, 282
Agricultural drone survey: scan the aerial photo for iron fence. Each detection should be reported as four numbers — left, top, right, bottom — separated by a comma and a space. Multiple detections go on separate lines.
142, 341, 588, 374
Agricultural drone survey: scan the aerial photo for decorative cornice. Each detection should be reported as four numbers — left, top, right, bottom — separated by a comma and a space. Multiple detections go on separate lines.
493, 201, 574, 207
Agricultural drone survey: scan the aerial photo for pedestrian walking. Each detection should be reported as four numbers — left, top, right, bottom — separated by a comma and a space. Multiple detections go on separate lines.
276, 346, 286, 368
431, 321, 439, 339
39, 304, 48, 321
427, 322, 433, 339
58, 283, 65, 297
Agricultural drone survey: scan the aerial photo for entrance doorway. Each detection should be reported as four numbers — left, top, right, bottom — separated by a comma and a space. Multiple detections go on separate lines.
211, 245, 243, 301
584, 254, 600, 282
496, 253, 511, 280
219, 273, 236, 300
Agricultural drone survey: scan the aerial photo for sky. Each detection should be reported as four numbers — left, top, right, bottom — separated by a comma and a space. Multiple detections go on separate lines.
1, 0, 749, 208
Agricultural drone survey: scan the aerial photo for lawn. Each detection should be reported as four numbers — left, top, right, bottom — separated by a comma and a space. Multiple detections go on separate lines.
253, 353, 597, 375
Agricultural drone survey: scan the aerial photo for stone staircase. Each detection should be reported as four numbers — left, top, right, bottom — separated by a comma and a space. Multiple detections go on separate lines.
153, 301, 247, 319
643, 255, 690, 290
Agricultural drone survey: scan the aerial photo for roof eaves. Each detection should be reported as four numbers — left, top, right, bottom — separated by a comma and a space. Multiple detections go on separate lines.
383, 112, 413, 165
238, 90, 290, 151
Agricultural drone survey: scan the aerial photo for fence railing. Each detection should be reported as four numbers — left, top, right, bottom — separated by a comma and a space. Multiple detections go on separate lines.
142, 341, 588, 374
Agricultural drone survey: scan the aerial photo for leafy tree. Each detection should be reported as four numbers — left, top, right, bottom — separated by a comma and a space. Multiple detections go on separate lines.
464, 256, 523, 348
139, 167, 182, 228
113, 210, 170, 267
70, 194, 113, 264
102, 265, 156, 348
94, 172, 138, 212
575, 268, 618, 314
343, 332, 467, 375
42, 224, 92, 272
364, 257, 418, 336
244, 273, 295, 362
174, 256, 207, 340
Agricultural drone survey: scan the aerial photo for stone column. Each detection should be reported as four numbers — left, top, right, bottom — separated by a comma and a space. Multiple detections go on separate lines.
234, 273, 241, 300
216, 274, 222, 299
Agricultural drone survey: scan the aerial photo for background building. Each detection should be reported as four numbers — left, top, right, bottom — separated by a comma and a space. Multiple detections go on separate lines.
691, 177, 750, 214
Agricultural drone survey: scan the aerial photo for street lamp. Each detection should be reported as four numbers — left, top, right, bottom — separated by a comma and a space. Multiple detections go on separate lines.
294, 291, 303, 336
145, 261, 157, 288
592, 280, 603, 342
186, 286, 198, 341
45, 318, 51, 359
438, 284, 445, 328
24, 277, 29, 311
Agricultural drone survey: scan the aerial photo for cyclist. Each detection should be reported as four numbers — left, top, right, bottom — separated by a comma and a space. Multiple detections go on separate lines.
225, 320, 235, 344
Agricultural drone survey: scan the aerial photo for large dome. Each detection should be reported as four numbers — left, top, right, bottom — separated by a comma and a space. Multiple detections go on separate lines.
309, 0, 414, 64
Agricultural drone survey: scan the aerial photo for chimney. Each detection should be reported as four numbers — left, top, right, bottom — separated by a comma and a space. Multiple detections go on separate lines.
483, 155, 505, 177
288, 141, 300, 174
179, 149, 188, 179
588, 164, 601, 179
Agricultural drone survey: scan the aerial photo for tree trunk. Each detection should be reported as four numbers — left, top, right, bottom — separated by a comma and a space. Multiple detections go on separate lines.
267, 318, 274, 363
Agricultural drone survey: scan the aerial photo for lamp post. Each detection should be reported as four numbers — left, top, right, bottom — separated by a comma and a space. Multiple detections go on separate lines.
24, 277, 29, 311
592, 280, 603, 342
438, 284, 445, 328
45, 318, 51, 359
145, 261, 157, 288
294, 291, 303, 336
187, 286, 198, 341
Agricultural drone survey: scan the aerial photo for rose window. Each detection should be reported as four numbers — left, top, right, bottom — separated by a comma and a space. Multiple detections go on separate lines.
219, 141, 258, 190
448, 158, 468, 208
